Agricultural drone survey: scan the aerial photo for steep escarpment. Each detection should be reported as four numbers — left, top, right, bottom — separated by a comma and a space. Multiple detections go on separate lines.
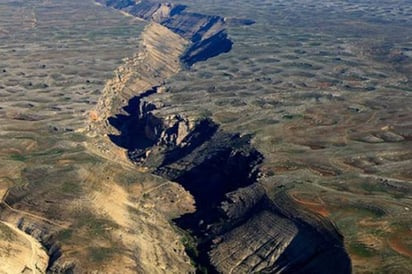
89, 0, 238, 152
89, 0, 248, 140
89, 22, 187, 133
0, 202, 64, 273
208, 187, 350, 273
0, 219, 49, 274
90, 1, 351, 273
106, 90, 351, 273
96, 0, 234, 66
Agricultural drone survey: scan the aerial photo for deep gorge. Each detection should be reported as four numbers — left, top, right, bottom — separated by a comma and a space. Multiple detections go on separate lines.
96, 0, 352, 272
106, 85, 351, 273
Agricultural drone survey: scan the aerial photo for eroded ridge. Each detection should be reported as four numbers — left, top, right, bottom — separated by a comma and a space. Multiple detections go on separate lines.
91, 0, 351, 273
106, 88, 351, 273
96, 0, 236, 66
88, 0, 243, 158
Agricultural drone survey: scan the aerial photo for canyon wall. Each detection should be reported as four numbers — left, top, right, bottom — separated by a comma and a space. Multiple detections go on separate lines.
105, 88, 351, 273
89, 0, 352, 273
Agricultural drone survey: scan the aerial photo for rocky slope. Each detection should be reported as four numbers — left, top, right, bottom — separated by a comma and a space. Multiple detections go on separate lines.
90, 0, 240, 132
0, 220, 49, 274
96, 0, 233, 66
88, 0, 352, 273
2, 0, 411, 272
105, 87, 351, 273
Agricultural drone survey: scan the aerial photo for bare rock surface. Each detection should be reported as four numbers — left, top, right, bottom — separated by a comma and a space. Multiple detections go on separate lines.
96, 0, 235, 66
89, 1, 352, 273
3, 0, 411, 273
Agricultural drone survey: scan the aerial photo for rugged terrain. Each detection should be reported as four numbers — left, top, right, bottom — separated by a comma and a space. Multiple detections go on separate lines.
0, 0, 195, 272
0, 0, 411, 273
88, 1, 351, 272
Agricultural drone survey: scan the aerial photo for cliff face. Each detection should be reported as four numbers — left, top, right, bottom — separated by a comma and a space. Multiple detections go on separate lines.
88, 0, 238, 168
106, 88, 351, 273
96, 0, 233, 67
90, 0, 237, 139
89, 0, 351, 273
209, 188, 351, 274
90, 22, 187, 132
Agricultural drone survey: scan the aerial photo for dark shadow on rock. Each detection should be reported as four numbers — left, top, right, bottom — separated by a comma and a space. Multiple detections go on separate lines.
108, 88, 157, 150
157, 133, 262, 210
105, 90, 351, 273
269, 220, 352, 274
159, 119, 219, 166
181, 31, 233, 67
98, 0, 241, 67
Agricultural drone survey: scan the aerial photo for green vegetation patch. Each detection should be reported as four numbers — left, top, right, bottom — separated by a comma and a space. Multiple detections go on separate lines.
88, 246, 118, 263
349, 242, 377, 258
170, 223, 204, 271
0, 223, 16, 241
360, 182, 389, 193
282, 114, 303, 120
9, 153, 27, 162
75, 210, 119, 239
180, 234, 199, 260
61, 180, 82, 195
9, 147, 67, 163
56, 229, 73, 242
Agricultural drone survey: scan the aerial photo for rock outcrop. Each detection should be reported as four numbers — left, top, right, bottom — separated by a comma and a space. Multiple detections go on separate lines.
90, 22, 187, 132
88, 0, 248, 162
106, 89, 351, 273
96, 0, 235, 67
208, 188, 351, 274
90, 1, 351, 273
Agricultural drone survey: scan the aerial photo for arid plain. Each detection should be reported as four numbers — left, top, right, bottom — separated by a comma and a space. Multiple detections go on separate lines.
1, 0, 412, 273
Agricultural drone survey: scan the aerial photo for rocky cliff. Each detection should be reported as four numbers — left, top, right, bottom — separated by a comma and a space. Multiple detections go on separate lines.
88, 0, 239, 168
105, 89, 351, 273
89, 0, 352, 273
96, 0, 233, 67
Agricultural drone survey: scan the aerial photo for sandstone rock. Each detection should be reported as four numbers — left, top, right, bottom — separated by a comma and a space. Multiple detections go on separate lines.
90, 1, 350, 273
220, 184, 266, 220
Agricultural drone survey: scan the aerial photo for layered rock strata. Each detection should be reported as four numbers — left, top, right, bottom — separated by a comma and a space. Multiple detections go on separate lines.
91, 0, 351, 273
96, 0, 233, 66
107, 91, 351, 273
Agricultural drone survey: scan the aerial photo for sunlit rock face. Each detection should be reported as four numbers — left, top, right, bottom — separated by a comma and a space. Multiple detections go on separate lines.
94, 1, 352, 273
96, 0, 236, 66
106, 86, 351, 273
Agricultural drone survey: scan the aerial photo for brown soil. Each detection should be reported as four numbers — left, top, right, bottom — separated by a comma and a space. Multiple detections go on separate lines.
388, 237, 412, 258
290, 192, 329, 217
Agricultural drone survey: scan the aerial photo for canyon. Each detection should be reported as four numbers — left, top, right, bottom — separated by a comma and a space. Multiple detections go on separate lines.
89, 0, 350, 273
0, 0, 411, 273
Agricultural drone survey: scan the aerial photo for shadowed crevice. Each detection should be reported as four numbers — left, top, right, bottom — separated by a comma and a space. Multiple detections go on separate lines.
96, 0, 252, 67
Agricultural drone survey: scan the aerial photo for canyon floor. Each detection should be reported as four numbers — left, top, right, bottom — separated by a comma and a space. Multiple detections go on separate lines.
1, 0, 412, 273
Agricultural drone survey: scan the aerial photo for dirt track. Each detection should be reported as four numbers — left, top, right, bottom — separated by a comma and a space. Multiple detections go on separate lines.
0, 221, 48, 274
